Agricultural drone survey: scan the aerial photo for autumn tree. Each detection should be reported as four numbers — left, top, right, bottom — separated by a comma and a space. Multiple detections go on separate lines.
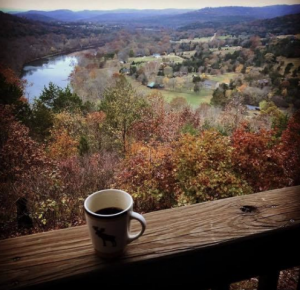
277, 110, 300, 185
86, 111, 106, 152
259, 101, 289, 136
211, 83, 230, 107
173, 132, 252, 204
99, 76, 148, 153
0, 65, 31, 125
48, 129, 79, 159
131, 92, 183, 144
114, 142, 177, 212
232, 123, 291, 192
0, 66, 24, 104
0, 105, 57, 234
250, 36, 262, 51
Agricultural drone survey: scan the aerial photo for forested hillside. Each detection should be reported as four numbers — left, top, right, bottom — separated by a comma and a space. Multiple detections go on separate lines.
0, 12, 117, 72
0, 5, 300, 244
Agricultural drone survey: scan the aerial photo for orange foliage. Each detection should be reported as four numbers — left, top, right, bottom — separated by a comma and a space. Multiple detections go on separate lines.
114, 141, 176, 212
232, 122, 291, 192
0, 106, 57, 234
173, 131, 252, 204
277, 110, 300, 185
0, 106, 50, 183
0, 65, 26, 91
48, 130, 79, 159
86, 111, 106, 124
131, 93, 183, 143
235, 64, 244, 73
237, 84, 247, 93
115, 131, 253, 212
112, 72, 121, 78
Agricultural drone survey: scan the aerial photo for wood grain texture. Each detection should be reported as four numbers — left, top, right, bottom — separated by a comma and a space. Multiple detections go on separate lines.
0, 186, 300, 289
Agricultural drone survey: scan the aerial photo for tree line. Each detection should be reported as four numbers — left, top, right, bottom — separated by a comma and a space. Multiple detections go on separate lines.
0, 66, 299, 238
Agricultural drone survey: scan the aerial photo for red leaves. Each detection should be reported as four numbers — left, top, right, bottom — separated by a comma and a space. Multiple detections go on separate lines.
0, 65, 26, 91
48, 130, 79, 159
232, 113, 300, 192
115, 131, 253, 211
277, 110, 300, 184
0, 106, 51, 183
114, 142, 177, 212
173, 131, 252, 204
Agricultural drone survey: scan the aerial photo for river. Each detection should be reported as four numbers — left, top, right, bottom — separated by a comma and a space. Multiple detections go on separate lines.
21, 52, 83, 103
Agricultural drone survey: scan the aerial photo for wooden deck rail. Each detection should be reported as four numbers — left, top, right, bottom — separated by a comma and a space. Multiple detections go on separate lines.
0, 186, 300, 289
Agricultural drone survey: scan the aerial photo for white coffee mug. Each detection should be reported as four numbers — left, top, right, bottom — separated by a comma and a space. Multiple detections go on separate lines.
84, 189, 146, 258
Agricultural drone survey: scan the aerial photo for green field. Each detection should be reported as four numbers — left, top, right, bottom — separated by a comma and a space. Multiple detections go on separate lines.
129, 54, 184, 64
127, 77, 212, 108
173, 35, 236, 44
173, 37, 212, 43
209, 73, 238, 84
181, 50, 197, 58
129, 56, 160, 63
162, 54, 186, 63
162, 89, 213, 108
217, 35, 237, 40
210, 46, 242, 56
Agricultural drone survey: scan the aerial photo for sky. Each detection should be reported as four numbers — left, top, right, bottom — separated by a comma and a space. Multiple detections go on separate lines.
0, 0, 300, 11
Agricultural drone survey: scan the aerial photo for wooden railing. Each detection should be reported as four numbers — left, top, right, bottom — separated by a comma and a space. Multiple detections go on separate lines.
0, 186, 299, 289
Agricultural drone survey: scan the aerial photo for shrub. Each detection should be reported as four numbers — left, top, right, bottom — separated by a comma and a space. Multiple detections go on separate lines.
232, 123, 291, 192
173, 132, 252, 204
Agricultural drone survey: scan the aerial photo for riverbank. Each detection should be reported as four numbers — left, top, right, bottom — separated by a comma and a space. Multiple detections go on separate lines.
19, 42, 105, 77
22, 53, 79, 102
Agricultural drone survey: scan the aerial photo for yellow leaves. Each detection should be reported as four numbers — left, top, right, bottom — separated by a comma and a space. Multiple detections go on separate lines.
129, 142, 148, 155
89, 69, 97, 79
48, 130, 79, 159
246, 66, 253, 74
86, 111, 106, 125
48, 110, 107, 156
225, 90, 233, 98
52, 111, 86, 146
200, 73, 208, 80
235, 64, 244, 73
115, 130, 252, 211
173, 131, 252, 202
281, 88, 288, 97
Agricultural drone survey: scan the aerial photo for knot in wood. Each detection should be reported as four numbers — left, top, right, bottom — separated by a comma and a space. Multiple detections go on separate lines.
240, 205, 257, 213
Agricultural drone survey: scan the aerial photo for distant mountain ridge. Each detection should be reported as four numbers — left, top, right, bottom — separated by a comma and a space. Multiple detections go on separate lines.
7, 5, 300, 27
15, 12, 57, 23
12, 9, 194, 22
183, 5, 300, 19
148, 5, 300, 27
178, 12, 300, 37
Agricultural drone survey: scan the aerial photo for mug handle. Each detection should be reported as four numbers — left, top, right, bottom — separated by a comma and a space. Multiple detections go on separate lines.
127, 211, 146, 244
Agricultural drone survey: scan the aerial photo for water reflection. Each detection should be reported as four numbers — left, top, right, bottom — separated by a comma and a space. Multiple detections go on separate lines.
22, 54, 78, 103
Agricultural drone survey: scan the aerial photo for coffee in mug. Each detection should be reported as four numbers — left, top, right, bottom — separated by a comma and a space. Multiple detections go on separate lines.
84, 189, 146, 258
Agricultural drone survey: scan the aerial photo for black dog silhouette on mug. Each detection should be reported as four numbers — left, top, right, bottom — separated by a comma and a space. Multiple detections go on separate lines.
93, 226, 117, 247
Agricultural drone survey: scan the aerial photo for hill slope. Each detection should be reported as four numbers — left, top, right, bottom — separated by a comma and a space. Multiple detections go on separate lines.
152, 5, 300, 28
12, 5, 300, 27
178, 12, 300, 36
14, 9, 194, 23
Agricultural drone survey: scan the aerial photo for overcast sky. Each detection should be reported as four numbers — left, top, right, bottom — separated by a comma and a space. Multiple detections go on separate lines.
0, 0, 299, 11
